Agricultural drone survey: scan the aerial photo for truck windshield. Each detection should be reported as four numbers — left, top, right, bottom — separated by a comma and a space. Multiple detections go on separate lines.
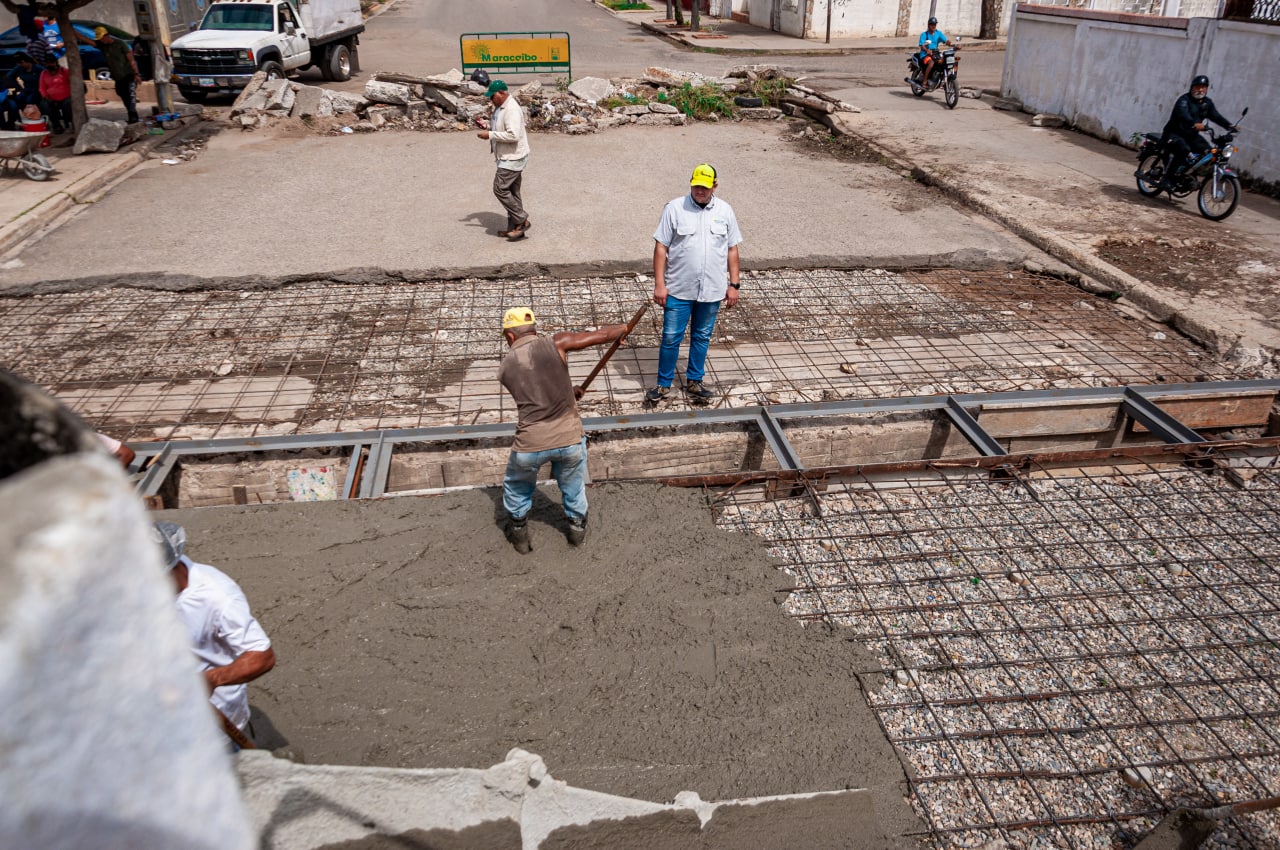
200, 4, 275, 31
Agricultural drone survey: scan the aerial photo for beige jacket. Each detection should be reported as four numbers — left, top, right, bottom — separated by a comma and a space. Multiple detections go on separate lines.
489, 98, 530, 164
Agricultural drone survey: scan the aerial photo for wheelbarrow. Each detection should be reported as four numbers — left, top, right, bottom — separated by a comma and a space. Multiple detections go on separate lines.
0, 130, 55, 181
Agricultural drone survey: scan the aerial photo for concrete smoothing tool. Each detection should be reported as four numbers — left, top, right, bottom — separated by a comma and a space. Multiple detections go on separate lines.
1133, 795, 1280, 849
574, 302, 649, 398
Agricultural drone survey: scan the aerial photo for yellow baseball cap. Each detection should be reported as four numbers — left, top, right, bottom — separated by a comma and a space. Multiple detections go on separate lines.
690, 163, 716, 188
502, 306, 536, 330
94, 26, 109, 40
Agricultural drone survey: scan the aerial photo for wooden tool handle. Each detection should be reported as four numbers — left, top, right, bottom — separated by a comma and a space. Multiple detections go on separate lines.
215, 706, 257, 750
576, 302, 650, 395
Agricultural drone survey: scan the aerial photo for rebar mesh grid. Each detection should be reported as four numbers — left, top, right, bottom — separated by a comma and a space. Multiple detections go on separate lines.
714, 459, 1280, 849
0, 269, 1244, 442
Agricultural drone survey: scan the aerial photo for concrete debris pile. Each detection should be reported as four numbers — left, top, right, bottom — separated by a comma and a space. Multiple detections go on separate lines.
155, 135, 208, 163
227, 65, 860, 137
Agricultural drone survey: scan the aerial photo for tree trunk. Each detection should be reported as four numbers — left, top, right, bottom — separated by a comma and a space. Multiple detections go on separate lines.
979, 0, 1000, 39
691, 1, 700, 30
54, 6, 90, 132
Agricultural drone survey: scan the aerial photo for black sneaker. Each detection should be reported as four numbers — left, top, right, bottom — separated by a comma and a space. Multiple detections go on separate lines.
645, 385, 671, 403
567, 515, 588, 546
685, 381, 714, 402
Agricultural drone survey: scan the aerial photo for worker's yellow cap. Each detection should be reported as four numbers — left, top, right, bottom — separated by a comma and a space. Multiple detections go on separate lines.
690, 163, 716, 188
94, 26, 109, 40
502, 306, 536, 330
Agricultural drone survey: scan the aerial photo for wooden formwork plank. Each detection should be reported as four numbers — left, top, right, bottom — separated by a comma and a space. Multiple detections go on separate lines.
978, 402, 1120, 438
1132, 394, 1276, 432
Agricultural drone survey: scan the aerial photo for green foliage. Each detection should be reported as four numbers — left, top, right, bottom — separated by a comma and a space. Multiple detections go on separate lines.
600, 0, 652, 8
599, 93, 649, 110
667, 82, 735, 120
745, 75, 794, 107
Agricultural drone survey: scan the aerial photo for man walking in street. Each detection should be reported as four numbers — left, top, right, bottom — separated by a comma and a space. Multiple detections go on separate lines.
646, 163, 743, 405
477, 79, 531, 241
498, 307, 629, 552
153, 521, 275, 741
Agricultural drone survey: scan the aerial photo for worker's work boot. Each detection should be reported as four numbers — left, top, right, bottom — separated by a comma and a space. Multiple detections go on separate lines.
506, 518, 532, 554
685, 381, 715, 403
567, 515, 588, 547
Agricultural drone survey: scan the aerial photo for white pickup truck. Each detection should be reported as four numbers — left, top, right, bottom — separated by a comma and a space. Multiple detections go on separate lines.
170, 0, 363, 103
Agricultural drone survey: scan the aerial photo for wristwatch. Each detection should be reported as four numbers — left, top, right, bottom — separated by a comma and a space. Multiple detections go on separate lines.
729, 282, 740, 290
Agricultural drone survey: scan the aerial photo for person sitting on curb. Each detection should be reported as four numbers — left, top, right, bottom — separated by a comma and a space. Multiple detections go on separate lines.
1, 53, 42, 131
38, 58, 72, 134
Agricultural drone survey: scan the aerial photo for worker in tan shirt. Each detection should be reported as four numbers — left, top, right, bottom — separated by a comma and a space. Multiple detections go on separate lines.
498, 307, 628, 552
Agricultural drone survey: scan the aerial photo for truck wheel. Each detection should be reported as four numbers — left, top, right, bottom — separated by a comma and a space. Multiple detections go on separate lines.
260, 60, 286, 81
179, 88, 207, 104
327, 44, 352, 82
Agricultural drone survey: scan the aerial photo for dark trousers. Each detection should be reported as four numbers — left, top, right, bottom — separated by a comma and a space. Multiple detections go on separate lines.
45, 97, 71, 132
493, 166, 527, 231
1161, 130, 1209, 176
2, 91, 39, 130
114, 75, 139, 123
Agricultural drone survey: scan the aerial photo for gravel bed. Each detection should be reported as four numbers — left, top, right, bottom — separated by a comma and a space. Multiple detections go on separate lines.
716, 462, 1280, 849
0, 269, 1241, 441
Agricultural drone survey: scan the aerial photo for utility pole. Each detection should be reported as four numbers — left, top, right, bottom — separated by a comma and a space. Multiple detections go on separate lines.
134, 0, 175, 112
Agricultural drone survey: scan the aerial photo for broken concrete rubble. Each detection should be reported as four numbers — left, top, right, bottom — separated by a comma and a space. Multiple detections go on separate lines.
226, 67, 861, 142
567, 76, 614, 104
364, 79, 415, 105
73, 118, 125, 155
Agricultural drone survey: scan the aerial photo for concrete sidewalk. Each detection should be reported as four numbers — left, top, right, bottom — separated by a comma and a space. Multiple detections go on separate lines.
0, 103, 198, 259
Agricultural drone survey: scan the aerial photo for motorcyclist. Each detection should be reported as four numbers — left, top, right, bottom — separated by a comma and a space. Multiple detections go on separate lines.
913, 17, 948, 91
1158, 75, 1238, 189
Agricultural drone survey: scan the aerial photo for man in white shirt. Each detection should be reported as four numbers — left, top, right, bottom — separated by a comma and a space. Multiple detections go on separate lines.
153, 521, 275, 738
647, 163, 743, 404
477, 79, 532, 241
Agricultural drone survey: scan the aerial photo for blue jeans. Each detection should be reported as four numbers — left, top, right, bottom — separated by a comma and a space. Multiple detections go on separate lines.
503, 436, 589, 523
656, 296, 720, 386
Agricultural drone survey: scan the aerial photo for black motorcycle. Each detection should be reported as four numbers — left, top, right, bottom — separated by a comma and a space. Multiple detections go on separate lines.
905, 39, 961, 109
1133, 108, 1247, 221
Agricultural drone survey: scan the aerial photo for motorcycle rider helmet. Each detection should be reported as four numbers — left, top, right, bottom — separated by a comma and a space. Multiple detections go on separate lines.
469, 69, 490, 88
1190, 74, 1209, 99
927, 16, 938, 25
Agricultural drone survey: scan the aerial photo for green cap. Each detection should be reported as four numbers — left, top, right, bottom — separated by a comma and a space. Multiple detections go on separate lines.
484, 80, 508, 97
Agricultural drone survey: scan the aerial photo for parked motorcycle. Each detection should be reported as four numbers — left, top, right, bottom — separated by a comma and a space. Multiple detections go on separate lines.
905, 39, 961, 109
1133, 107, 1247, 221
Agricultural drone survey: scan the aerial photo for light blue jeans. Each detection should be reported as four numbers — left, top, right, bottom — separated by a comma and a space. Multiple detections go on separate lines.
503, 436, 589, 523
657, 296, 721, 386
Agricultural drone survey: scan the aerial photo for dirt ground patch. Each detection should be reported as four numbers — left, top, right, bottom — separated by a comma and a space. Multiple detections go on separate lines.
1098, 235, 1280, 318
162, 484, 919, 844
788, 125, 889, 166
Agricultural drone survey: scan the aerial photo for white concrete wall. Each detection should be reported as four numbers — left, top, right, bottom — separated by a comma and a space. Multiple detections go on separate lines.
746, 0, 808, 35
1002, 8, 1276, 182
792, 0, 1018, 38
